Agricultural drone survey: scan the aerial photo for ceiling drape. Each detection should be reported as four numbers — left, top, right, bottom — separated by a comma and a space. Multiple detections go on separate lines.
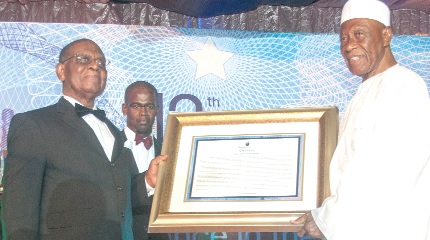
0, 1, 428, 35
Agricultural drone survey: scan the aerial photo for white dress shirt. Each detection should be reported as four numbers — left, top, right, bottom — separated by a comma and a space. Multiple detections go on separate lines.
123, 126, 156, 196
64, 96, 115, 161
123, 126, 155, 173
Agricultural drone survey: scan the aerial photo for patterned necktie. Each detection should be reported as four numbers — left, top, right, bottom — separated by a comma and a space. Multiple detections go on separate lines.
75, 103, 106, 121
135, 134, 153, 150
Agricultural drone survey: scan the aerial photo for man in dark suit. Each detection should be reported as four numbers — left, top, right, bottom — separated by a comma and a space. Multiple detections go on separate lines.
1, 38, 160, 240
121, 81, 169, 240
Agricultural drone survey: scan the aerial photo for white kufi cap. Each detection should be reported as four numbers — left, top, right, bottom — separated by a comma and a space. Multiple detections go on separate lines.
341, 0, 390, 26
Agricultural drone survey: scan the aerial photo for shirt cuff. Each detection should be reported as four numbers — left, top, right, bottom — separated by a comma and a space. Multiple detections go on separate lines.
145, 177, 155, 197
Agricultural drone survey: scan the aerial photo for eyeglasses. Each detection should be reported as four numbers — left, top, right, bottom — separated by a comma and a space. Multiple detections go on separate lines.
129, 103, 157, 111
61, 54, 110, 69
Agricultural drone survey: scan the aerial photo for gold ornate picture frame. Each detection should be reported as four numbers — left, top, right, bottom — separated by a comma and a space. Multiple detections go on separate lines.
149, 107, 338, 233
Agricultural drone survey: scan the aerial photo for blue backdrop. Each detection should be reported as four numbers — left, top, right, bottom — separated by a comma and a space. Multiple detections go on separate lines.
1, 22, 430, 240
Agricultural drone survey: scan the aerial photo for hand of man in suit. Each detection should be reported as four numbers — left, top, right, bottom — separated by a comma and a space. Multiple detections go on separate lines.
145, 154, 168, 188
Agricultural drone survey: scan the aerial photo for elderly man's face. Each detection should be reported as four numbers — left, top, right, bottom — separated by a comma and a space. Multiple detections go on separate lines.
57, 40, 108, 103
340, 18, 388, 80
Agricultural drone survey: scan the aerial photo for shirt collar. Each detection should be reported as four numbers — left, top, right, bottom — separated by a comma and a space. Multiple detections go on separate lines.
123, 126, 153, 142
63, 95, 97, 110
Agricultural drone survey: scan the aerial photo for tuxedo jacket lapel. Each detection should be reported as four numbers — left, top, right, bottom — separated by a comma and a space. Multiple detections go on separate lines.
153, 136, 162, 156
105, 120, 125, 162
120, 130, 162, 157
56, 97, 108, 160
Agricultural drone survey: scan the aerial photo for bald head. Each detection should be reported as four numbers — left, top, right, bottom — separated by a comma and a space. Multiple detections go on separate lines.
124, 81, 158, 106
59, 38, 103, 63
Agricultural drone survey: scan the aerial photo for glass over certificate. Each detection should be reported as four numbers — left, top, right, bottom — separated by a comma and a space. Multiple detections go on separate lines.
148, 107, 338, 233
188, 135, 303, 200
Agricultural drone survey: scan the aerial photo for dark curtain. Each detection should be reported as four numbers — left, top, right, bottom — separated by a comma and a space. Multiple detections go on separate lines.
0, 1, 429, 35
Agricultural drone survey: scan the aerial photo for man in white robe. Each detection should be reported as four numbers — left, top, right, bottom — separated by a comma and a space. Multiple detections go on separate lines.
292, 0, 430, 239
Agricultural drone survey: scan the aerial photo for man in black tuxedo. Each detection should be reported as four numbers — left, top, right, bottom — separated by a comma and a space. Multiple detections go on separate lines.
121, 81, 169, 240
1, 39, 164, 240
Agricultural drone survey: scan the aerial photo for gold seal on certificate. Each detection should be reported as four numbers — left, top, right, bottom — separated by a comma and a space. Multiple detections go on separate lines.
149, 107, 338, 233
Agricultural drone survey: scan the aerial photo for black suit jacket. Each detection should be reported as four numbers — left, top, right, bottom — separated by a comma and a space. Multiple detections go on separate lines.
121, 131, 169, 240
2, 97, 137, 240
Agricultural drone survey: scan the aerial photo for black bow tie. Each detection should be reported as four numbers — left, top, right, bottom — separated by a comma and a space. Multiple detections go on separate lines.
75, 103, 106, 121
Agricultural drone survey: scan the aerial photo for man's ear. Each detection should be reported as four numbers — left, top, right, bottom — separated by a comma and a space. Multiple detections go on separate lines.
56, 63, 65, 82
122, 103, 127, 116
383, 27, 393, 47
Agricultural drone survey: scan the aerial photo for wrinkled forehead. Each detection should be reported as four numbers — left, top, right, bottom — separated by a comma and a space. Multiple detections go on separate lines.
69, 40, 105, 57
340, 18, 385, 33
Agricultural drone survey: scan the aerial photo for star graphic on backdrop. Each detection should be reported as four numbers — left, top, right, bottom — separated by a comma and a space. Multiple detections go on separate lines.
186, 38, 234, 80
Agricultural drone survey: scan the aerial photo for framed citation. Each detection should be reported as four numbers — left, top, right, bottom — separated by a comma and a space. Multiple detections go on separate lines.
149, 107, 338, 233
